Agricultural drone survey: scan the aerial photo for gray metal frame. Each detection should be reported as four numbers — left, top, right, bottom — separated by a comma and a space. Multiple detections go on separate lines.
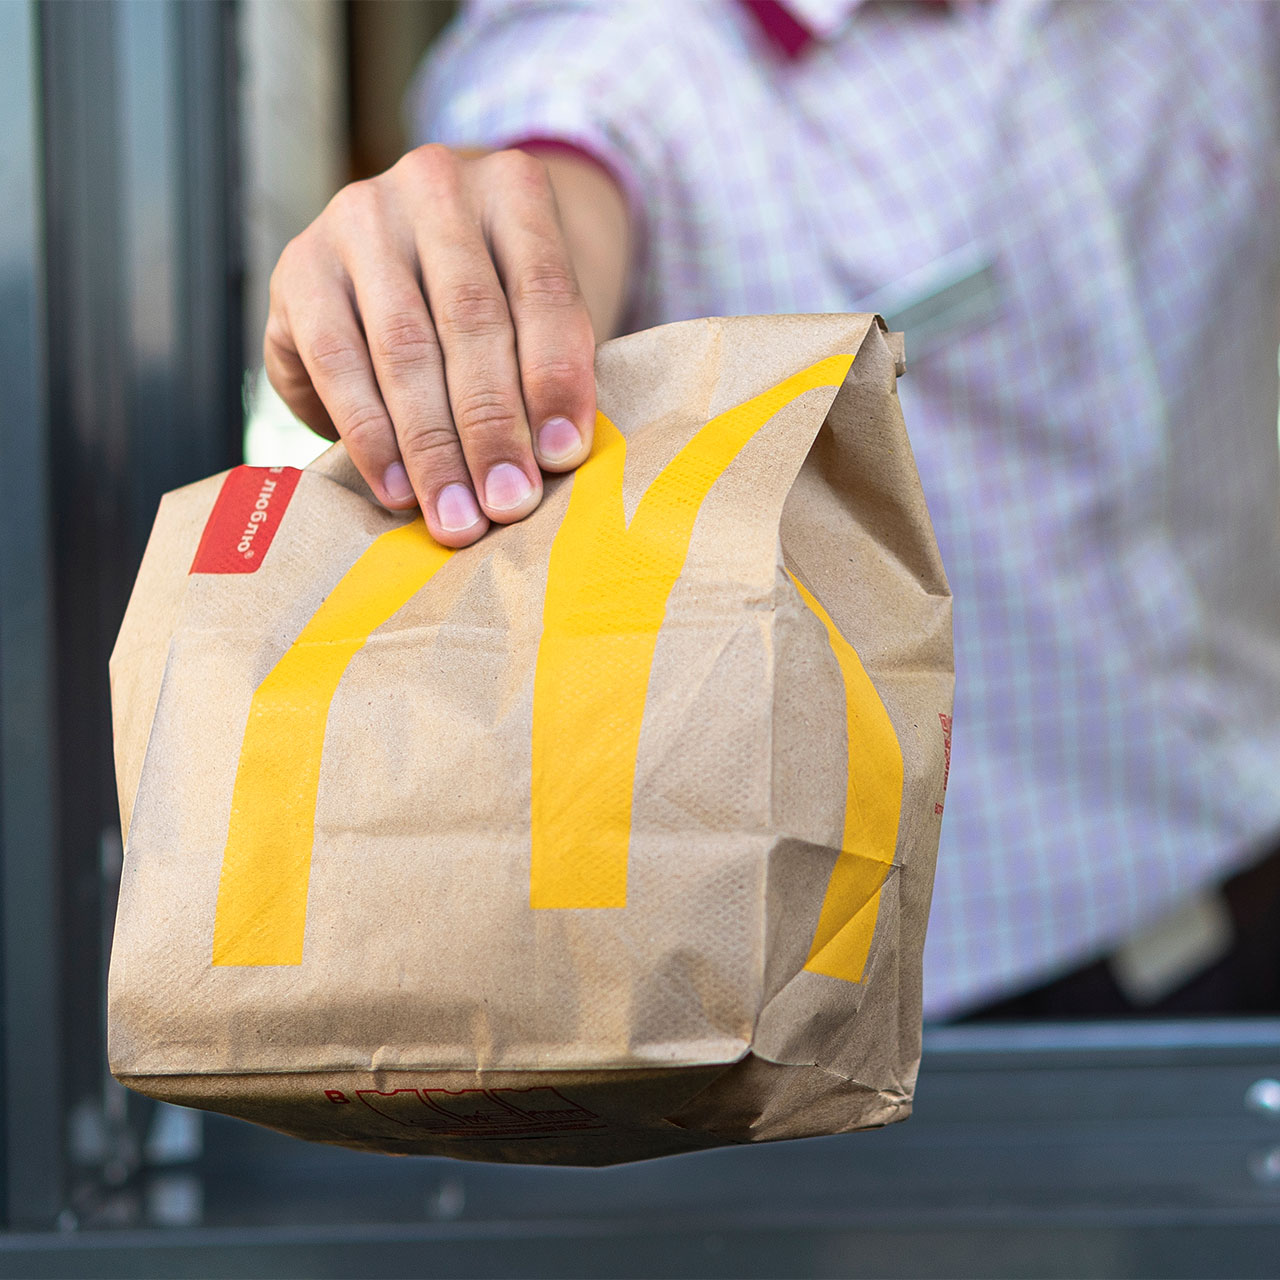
0, 0, 242, 1233
0, 0, 63, 1233
2, 1020, 1279, 1277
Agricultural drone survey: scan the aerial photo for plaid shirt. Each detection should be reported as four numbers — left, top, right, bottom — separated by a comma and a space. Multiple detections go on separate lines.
411, 0, 1280, 1017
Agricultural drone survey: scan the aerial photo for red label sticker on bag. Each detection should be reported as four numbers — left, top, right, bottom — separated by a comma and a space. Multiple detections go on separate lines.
189, 465, 302, 574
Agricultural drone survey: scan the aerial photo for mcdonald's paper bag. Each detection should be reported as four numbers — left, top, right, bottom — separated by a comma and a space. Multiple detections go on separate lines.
109, 314, 953, 1166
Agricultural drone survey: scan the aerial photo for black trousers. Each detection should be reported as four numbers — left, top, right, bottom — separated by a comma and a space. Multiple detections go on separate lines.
962, 839, 1280, 1022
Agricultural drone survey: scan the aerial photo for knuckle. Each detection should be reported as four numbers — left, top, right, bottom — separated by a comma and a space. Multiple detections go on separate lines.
513, 263, 580, 310
409, 142, 456, 175
306, 331, 365, 379
401, 143, 460, 197
435, 282, 510, 339
262, 313, 294, 361
337, 402, 393, 452
452, 387, 522, 444
522, 354, 588, 403
371, 311, 440, 369
397, 421, 464, 472
492, 146, 546, 184
494, 149, 559, 209
327, 178, 376, 222
264, 336, 309, 397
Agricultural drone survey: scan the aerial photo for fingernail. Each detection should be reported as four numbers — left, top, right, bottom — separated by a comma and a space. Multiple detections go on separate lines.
484, 463, 535, 512
383, 461, 414, 503
537, 416, 582, 464
436, 482, 482, 531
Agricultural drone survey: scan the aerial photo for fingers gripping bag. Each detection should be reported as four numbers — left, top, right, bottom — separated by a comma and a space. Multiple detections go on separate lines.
108, 314, 953, 1166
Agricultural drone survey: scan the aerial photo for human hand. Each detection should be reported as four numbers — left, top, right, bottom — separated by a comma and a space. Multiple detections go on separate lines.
263, 145, 625, 548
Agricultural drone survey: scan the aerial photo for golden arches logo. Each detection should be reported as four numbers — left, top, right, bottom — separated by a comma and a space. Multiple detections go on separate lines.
211, 353, 899, 982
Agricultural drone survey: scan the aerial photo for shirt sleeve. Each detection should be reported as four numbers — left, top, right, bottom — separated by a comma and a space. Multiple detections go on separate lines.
406, 1, 683, 291
406, 1, 813, 327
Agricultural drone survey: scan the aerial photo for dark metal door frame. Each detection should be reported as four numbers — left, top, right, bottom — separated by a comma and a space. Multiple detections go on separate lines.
0, 0, 242, 1231
0, 0, 62, 1234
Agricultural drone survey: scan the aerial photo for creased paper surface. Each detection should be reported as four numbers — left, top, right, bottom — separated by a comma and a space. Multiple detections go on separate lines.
109, 314, 953, 1164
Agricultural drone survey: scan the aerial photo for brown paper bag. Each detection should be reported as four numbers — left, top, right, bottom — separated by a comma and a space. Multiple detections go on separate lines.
108, 314, 953, 1166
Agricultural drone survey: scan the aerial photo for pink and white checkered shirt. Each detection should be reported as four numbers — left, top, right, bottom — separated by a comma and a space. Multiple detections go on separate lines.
411, 0, 1280, 1017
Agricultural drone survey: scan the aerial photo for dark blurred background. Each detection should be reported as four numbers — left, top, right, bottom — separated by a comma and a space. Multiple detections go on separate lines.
2, 3, 1280, 1276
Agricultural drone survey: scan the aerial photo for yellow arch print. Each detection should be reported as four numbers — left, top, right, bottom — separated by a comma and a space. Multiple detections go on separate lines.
212, 354, 857, 964
789, 572, 902, 984
530, 355, 856, 909
212, 519, 454, 966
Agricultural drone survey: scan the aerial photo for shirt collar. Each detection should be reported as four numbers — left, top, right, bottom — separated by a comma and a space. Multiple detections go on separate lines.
741, 1, 988, 60
737, 0, 865, 59
784, 0, 866, 40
